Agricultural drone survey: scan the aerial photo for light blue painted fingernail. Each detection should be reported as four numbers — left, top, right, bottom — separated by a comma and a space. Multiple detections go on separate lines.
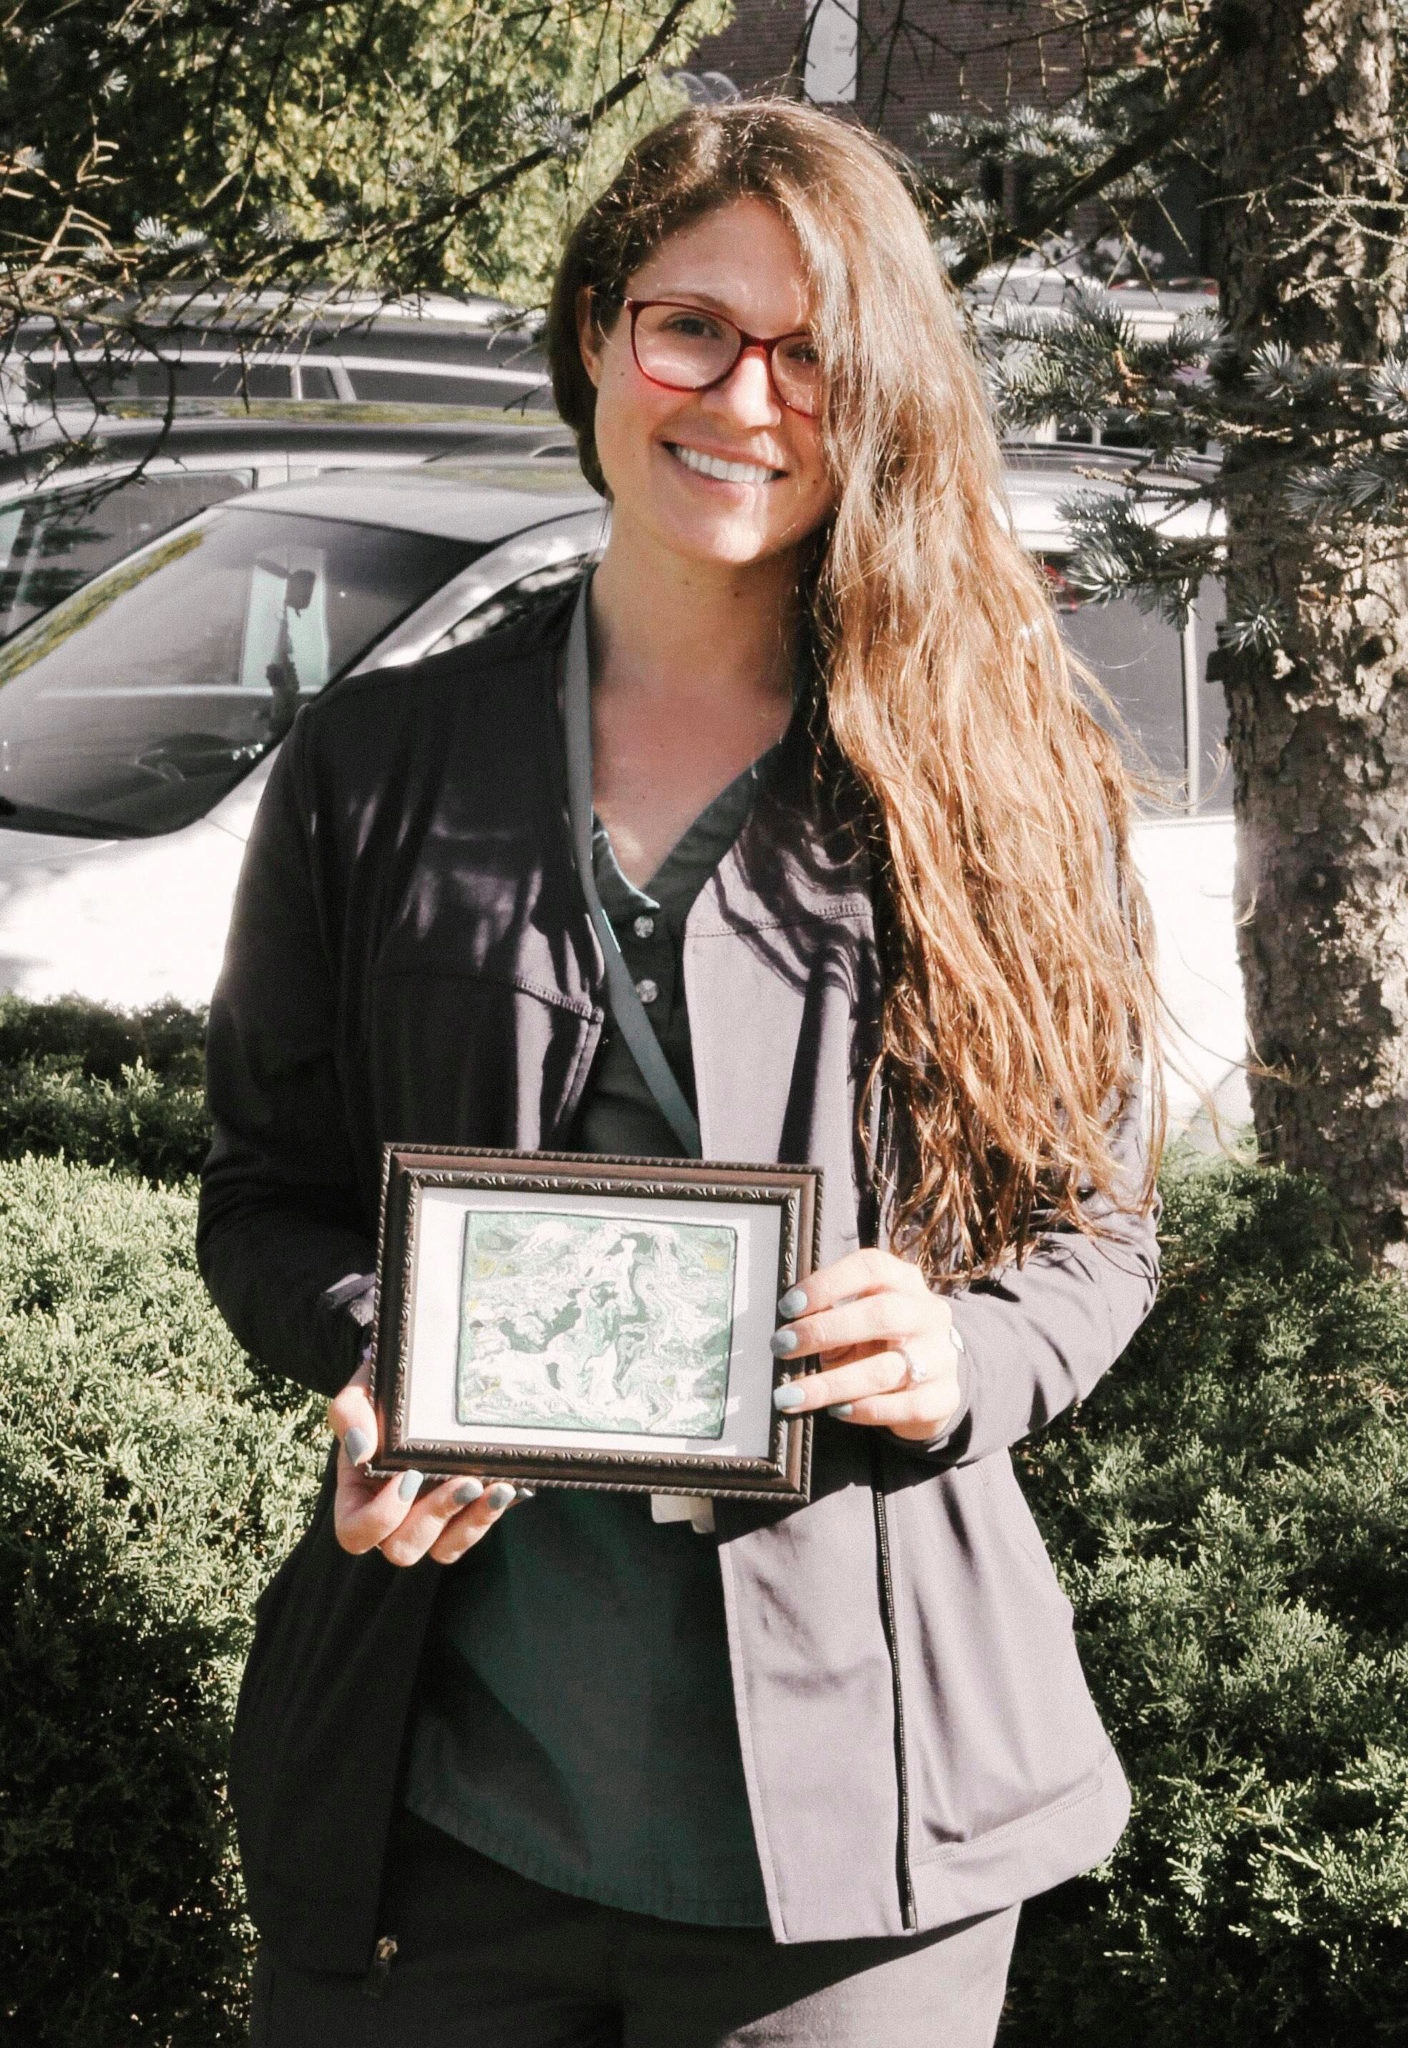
828, 1403, 854, 1420
453, 1478, 484, 1507
770, 1327, 799, 1357
487, 1481, 516, 1510
777, 1286, 808, 1318
342, 1427, 373, 1466
773, 1381, 807, 1412
397, 1470, 424, 1502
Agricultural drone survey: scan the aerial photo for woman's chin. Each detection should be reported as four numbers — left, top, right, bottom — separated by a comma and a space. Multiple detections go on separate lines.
641, 510, 801, 575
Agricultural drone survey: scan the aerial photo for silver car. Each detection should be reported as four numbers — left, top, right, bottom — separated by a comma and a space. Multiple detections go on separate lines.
0, 416, 575, 641
0, 454, 1244, 1132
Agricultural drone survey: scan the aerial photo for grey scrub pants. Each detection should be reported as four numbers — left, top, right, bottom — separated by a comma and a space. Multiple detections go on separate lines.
249, 1811, 1019, 2048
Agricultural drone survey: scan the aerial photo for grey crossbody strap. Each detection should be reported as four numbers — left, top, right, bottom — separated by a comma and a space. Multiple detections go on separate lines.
563, 578, 703, 1159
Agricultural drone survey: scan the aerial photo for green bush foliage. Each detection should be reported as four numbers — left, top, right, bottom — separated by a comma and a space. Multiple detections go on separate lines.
1005, 1158, 1408, 2047
0, 994, 207, 1080
0, 1000, 1403, 2043
0, 1155, 323, 2045
0, 995, 210, 1181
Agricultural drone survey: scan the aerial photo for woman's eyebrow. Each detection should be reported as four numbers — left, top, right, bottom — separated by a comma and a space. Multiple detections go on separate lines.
647, 287, 811, 329
644, 287, 732, 311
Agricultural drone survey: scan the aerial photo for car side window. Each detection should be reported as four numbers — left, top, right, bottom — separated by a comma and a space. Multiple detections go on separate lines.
0, 471, 254, 640
427, 557, 589, 654
27, 359, 293, 404
345, 366, 551, 410
1043, 558, 1229, 817
1189, 576, 1230, 816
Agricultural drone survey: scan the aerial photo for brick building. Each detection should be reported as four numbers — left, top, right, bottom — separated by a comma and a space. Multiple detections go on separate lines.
686, 2, 1089, 150
680, 2, 1211, 280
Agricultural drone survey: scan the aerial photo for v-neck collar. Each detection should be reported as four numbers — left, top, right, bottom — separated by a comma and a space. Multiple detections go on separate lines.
592, 738, 786, 922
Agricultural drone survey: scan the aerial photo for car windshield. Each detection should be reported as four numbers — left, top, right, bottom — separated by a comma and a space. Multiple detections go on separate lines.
0, 470, 252, 640
0, 505, 483, 839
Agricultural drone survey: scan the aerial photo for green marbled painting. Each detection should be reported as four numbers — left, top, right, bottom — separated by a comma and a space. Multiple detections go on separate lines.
455, 1208, 738, 1438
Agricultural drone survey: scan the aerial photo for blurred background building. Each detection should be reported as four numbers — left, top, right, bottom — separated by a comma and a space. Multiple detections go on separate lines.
678, 1, 1216, 288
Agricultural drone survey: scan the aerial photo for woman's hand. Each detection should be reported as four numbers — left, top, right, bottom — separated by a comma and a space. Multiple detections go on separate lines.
768, 1248, 964, 1445
328, 1358, 529, 1564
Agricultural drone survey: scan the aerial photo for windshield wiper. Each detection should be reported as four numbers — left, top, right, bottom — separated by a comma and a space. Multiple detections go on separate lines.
0, 795, 147, 840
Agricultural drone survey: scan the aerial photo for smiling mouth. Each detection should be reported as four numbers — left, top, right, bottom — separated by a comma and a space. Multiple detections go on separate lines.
665, 443, 784, 486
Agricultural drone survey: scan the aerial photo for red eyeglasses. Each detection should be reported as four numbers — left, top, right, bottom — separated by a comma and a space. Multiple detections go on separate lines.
618, 297, 823, 419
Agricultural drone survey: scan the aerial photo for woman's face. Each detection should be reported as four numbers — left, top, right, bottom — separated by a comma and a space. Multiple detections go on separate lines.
578, 198, 835, 574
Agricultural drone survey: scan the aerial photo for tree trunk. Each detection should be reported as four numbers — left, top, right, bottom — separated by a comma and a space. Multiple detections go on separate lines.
1217, 0, 1408, 1268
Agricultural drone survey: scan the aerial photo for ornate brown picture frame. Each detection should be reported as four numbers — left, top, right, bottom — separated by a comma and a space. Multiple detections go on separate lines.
368, 1146, 823, 1503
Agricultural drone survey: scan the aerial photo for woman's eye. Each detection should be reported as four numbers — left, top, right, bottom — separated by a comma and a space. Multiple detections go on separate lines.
781, 337, 820, 367
662, 312, 725, 339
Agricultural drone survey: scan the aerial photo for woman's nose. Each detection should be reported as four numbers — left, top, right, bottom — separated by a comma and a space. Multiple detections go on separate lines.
705, 343, 783, 423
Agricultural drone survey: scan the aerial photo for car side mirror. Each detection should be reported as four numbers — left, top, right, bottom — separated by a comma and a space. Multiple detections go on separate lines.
285, 568, 317, 614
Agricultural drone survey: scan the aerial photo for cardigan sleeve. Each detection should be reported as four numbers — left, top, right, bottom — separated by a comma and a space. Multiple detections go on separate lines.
897, 1074, 1161, 1466
197, 712, 378, 1400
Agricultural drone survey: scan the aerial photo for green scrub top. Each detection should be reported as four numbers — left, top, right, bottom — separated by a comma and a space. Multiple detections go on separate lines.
402, 751, 779, 1925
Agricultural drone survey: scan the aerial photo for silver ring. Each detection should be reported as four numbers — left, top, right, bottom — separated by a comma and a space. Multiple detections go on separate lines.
899, 1343, 932, 1388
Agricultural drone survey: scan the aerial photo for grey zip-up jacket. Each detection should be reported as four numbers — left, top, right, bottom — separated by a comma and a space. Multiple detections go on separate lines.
198, 593, 1159, 1975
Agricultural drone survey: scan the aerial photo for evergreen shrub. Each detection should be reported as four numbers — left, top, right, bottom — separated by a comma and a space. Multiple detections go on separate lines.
0, 993, 207, 1080
0, 1155, 323, 2046
0, 998, 1403, 2043
1004, 1157, 1408, 2047
0, 995, 210, 1181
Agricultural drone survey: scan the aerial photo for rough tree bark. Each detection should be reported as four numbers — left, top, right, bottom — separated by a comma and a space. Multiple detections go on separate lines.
1217, 0, 1408, 1268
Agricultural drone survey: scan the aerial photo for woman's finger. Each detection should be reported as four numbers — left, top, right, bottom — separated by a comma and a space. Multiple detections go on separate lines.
772, 1332, 961, 1441
771, 1289, 931, 1364
335, 1462, 428, 1555
426, 1480, 533, 1565
377, 1474, 523, 1567
777, 1247, 931, 1323
828, 1381, 961, 1443
330, 1358, 394, 1555
774, 1345, 912, 1415
327, 1357, 533, 1562
337, 1468, 528, 1564
327, 1355, 376, 1456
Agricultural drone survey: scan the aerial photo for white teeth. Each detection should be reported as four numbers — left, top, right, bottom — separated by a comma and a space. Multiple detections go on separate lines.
670, 444, 778, 485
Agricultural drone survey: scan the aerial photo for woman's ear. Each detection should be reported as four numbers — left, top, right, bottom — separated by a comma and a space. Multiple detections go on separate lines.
576, 287, 604, 389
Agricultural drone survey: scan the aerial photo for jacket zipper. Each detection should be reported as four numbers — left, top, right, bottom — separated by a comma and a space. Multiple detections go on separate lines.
362, 1934, 398, 1998
872, 1452, 918, 1932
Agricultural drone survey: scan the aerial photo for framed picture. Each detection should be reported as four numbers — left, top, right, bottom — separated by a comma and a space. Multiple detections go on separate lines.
368, 1146, 823, 1503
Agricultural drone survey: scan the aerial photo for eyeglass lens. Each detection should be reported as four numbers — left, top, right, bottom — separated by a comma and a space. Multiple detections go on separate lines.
632, 303, 821, 416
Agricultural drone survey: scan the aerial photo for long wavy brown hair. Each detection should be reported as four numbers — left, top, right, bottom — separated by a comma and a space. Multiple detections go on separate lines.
546, 99, 1164, 1281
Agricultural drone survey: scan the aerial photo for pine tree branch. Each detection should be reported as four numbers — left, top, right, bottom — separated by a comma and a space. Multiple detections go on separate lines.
947, 36, 1233, 288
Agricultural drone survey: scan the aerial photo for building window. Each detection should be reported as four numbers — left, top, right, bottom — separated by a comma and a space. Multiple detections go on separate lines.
804, 0, 857, 105
670, 70, 740, 106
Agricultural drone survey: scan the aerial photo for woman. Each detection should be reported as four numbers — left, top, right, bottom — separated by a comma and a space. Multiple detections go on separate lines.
200, 100, 1162, 2048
